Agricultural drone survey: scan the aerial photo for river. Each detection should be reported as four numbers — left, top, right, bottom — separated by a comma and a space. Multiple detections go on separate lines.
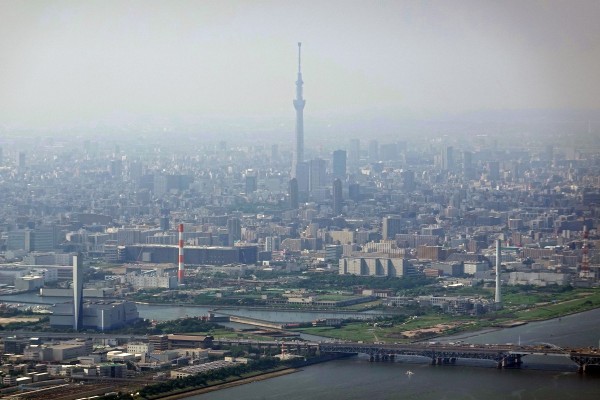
0, 292, 386, 323
2, 293, 599, 399
189, 309, 600, 400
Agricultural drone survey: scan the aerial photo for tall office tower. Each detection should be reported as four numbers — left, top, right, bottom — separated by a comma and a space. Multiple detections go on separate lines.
296, 161, 309, 199
128, 160, 143, 183
510, 161, 521, 180
73, 254, 83, 331
291, 42, 306, 180
110, 159, 122, 178
32, 225, 57, 252
487, 161, 500, 181
309, 158, 327, 192
227, 217, 241, 246
289, 178, 299, 209
368, 139, 379, 163
18, 151, 26, 169
159, 216, 169, 231
245, 170, 257, 194
401, 169, 415, 191
462, 150, 473, 179
348, 183, 360, 202
380, 143, 398, 161
271, 144, 279, 161
382, 216, 403, 240
348, 139, 360, 170
332, 150, 347, 179
441, 146, 454, 171
265, 236, 280, 252
332, 178, 343, 215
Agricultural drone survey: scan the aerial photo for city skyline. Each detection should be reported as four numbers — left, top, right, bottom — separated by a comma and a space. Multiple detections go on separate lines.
0, 0, 599, 133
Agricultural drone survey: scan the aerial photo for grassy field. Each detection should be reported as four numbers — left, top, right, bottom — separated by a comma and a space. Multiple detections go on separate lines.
294, 314, 469, 343
502, 288, 594, 307
510, 290, 600, 321
294, 289, 600, 343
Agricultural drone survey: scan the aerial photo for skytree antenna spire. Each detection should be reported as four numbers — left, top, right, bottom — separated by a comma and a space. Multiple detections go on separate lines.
292, 42, 306, 179
298, 42, 302, 73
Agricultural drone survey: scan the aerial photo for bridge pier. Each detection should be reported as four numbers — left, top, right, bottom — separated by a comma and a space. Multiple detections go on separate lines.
576, 364, 599, 374
499, 355, 522, 369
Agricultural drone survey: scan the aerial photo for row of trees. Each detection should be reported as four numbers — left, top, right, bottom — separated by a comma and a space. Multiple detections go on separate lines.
286, 273, 434, 292
138, 357, 281, 398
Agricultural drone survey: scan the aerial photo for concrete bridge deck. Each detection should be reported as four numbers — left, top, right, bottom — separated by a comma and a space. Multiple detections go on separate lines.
214, 338, 600, 373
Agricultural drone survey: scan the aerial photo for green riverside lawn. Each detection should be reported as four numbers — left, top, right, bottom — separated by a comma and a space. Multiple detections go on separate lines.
293, 288, 600, 343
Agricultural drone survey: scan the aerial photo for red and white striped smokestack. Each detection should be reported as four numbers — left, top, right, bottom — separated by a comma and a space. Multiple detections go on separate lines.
178, 223, 185, 284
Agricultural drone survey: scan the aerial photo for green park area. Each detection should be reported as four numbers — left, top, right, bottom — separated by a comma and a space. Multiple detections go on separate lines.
505, 289, 600, 321
293, 287, 600, 343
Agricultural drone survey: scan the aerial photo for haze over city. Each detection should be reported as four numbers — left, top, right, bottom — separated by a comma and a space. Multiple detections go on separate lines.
1, 0, 599, 140
1, 1, 600, 399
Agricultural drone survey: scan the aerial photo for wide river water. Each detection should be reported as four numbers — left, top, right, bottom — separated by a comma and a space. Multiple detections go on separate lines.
189, 308, 600, 400
2, 293, 599, 399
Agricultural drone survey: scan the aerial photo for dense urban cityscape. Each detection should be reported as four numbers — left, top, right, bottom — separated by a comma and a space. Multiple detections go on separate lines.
1, 1, 600, 400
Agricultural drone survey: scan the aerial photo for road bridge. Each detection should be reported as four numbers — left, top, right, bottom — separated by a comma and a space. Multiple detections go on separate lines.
2, 332, 598, 373
317, 342, 600, 373
213, 339, 600, 373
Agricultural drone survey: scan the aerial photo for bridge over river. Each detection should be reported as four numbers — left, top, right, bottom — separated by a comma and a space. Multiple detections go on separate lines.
214, 339, 600, 373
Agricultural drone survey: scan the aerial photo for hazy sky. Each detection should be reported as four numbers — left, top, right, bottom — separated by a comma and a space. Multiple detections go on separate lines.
1, 0, 599, 130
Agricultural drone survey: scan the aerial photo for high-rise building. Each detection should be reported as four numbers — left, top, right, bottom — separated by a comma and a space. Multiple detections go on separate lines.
245, 170, 257, 194
265, 236, 280, 252
292, 42, 306, 180
309, 158, 327, 192
18, 151, 26, 169
488, 161, 500, 181
332, 150, 347, 180
380, 143, 398, 161
296, 161, 309, 200
348, 139, 360, 170
348, 183, 360, 202
368, 140, 379, 163
510, 161, 520, 180
110, 159, 122, 178
441, 146, 454, 171
382, 216, 403, 240
332, 178, 343, 215
401, 169, 415, 191
227, 218, 242, 246
462, 150, 473, 179
289, 178, 299, 209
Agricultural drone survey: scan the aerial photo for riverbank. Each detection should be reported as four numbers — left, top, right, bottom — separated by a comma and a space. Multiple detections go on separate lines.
137, 354, 350, 400
154, 368, 298, 400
